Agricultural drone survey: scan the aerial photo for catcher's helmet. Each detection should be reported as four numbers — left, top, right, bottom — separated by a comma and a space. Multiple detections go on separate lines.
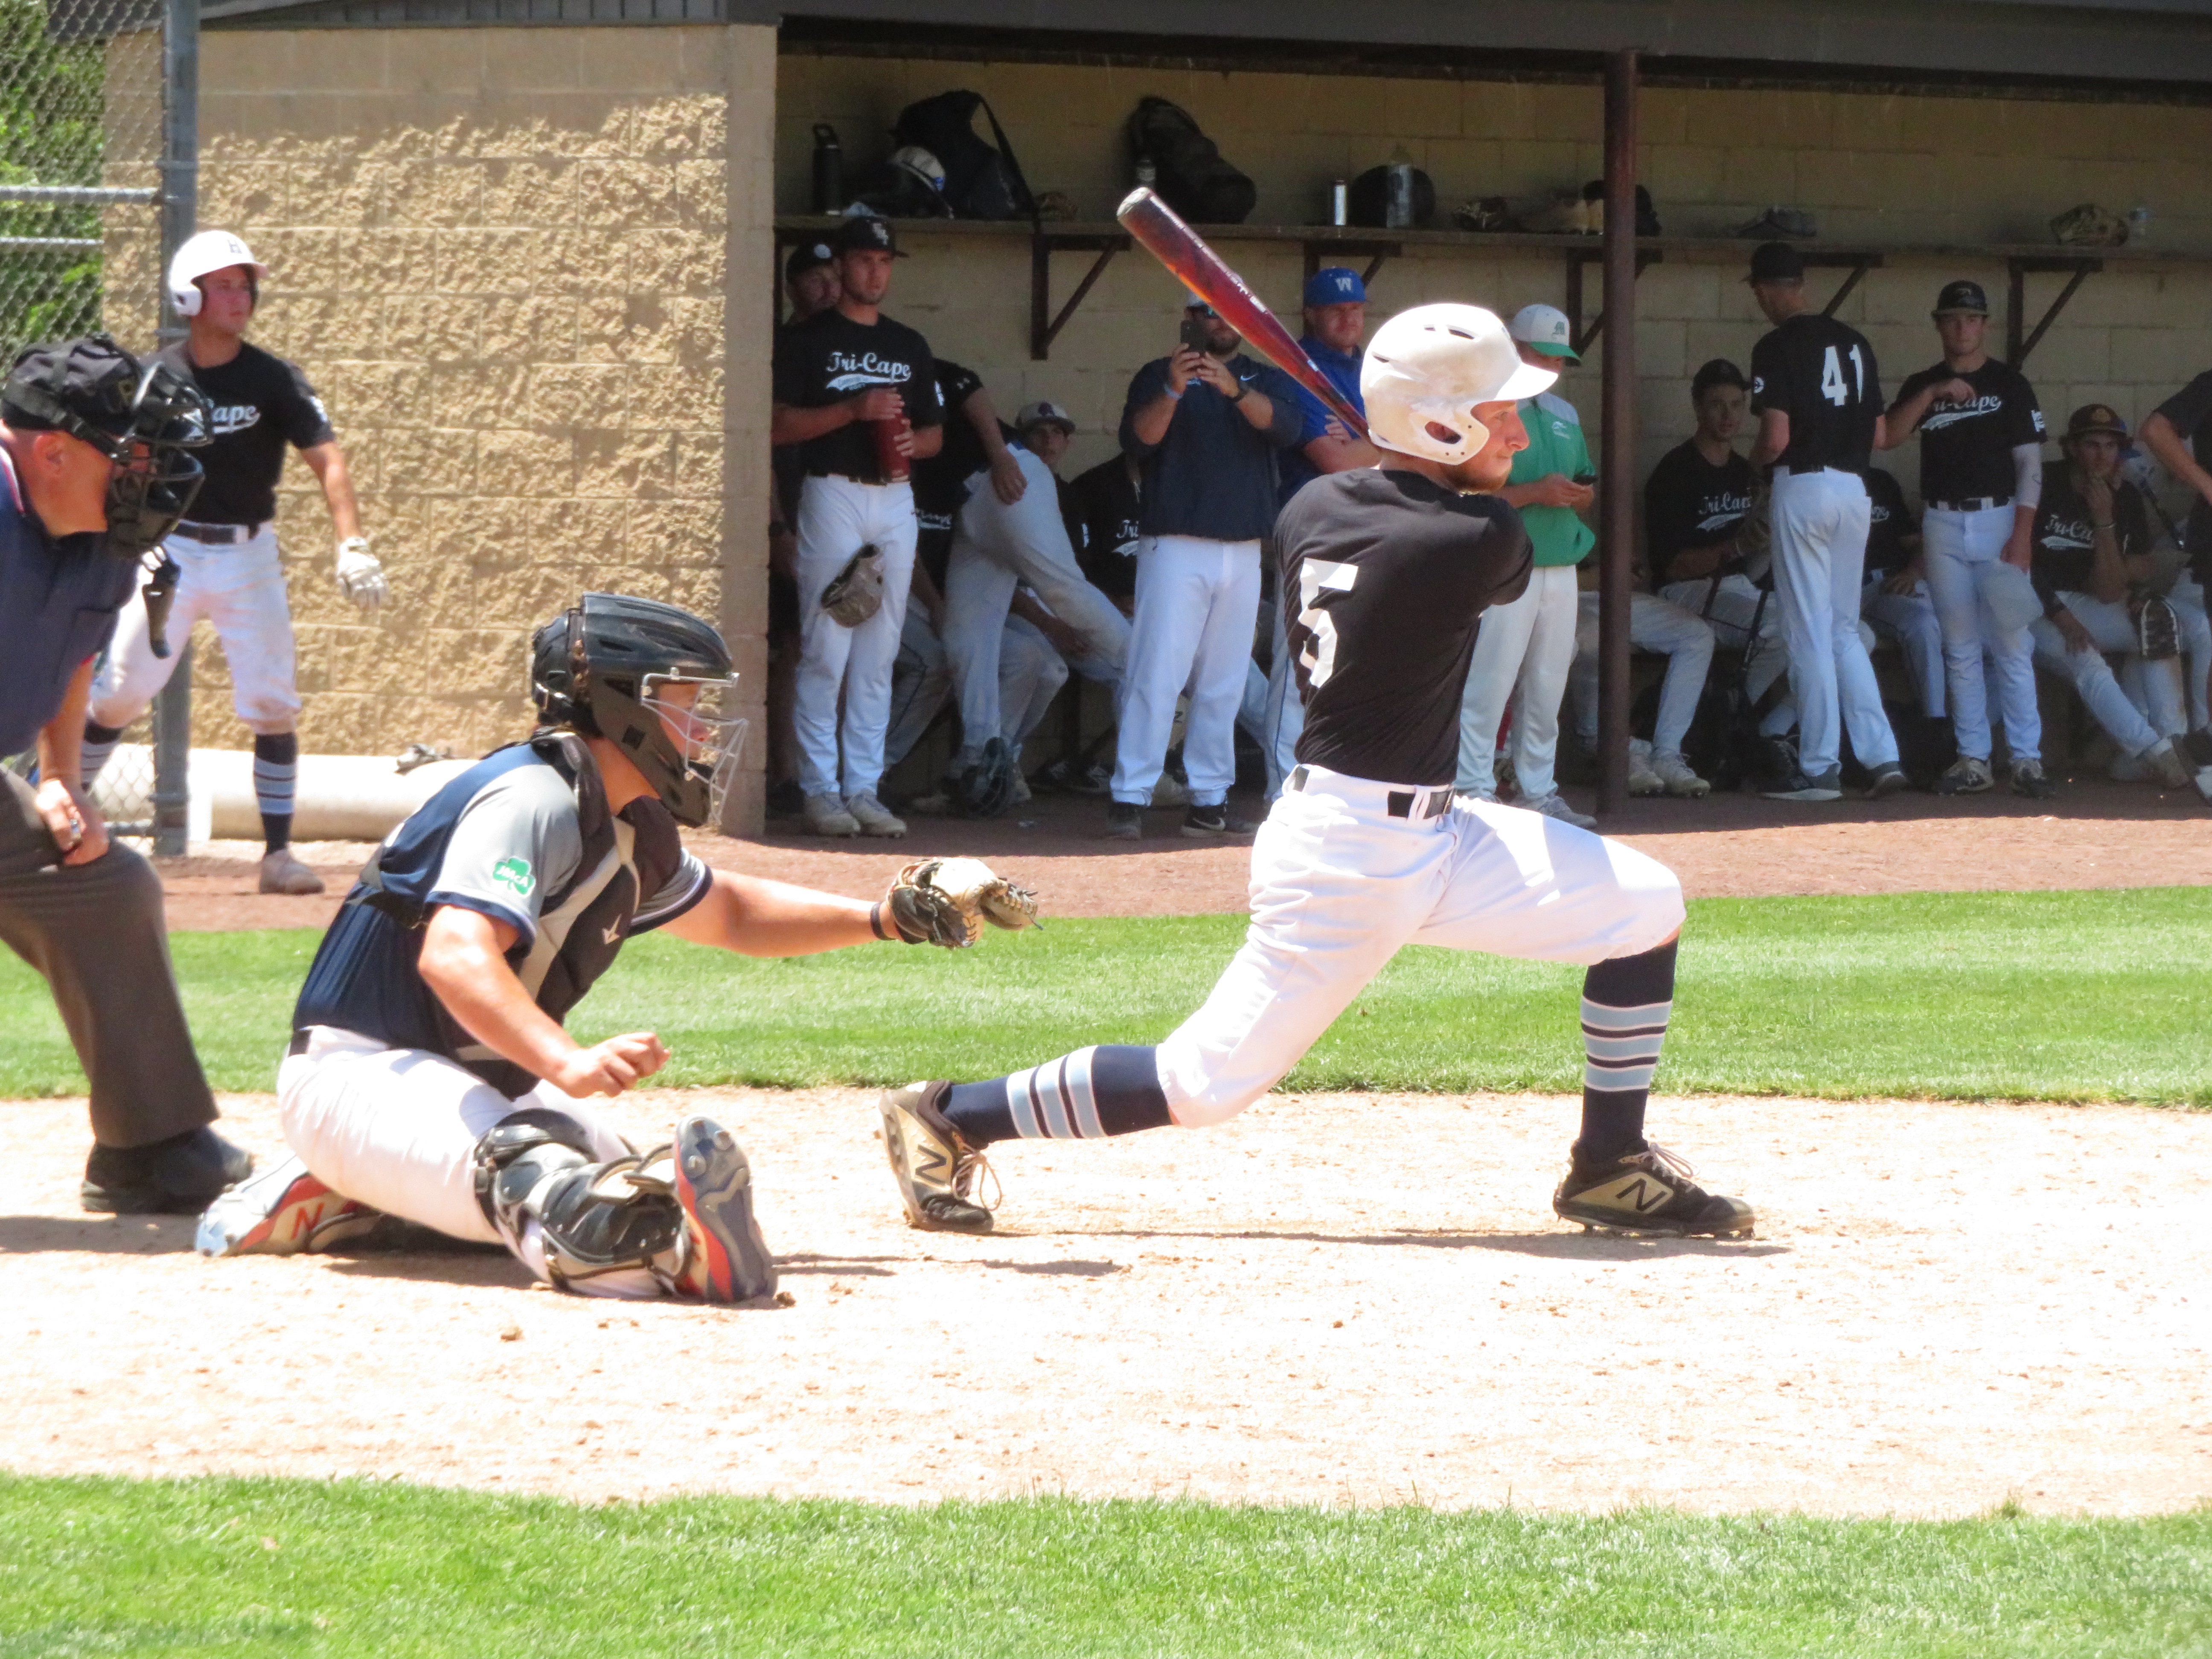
530, 593, 745, 828
3, 333, 212, 556
1361, 303, 1556, 467
166, 229, 268, 319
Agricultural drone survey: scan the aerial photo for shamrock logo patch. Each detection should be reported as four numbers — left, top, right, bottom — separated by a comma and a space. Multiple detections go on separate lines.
492, 855, 535, 896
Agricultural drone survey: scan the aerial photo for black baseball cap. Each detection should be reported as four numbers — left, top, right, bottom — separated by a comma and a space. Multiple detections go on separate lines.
1746, 242, 1805, 285
784, 239, 836, 280
3, 334, 148, 439
1691, 358, 1748, 399
832, 215, 906, 258
1933, 279, 1989, 317
2065, 402, 2128, 440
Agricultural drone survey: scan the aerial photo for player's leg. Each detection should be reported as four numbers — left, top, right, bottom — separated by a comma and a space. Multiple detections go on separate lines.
1861, 576, 1947, 718
968, 453, 1131, 672
1633, 592, 1716, 795
999, 614, 1069, 775
883, 605, 952, 773
1409, 800, 1749, 1237
82, 538, 210, 783
879, 772, 1447, 1231
1824, 488, 1901, 779
1455, 580, 1542, 797
834, 487, 918, 831
1506, 567, 1586, 819
2035, 599, 2184, 782
1767, 471, 1846, 787
1178, 541, 1262, 815
1566, 591, 1602, 753
200, 527, 321, 888
1109, 536, 1210, 812
1921, 506, 1996, 790
791, 477, 867, 826
942, 524, 1020, 775
2168, 573, 2212, 733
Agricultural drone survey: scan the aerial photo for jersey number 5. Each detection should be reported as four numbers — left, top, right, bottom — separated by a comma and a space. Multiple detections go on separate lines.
1294, 560, 1359, 689
1820, 344, 1866, 408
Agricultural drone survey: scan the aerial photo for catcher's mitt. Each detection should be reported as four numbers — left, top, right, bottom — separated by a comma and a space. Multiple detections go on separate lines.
880, 857, 1039, 949
2137, 593, 2180, 661
821, 546, 885, 627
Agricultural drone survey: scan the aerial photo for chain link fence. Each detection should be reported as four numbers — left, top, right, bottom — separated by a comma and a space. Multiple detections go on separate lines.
2, 0, 182, 843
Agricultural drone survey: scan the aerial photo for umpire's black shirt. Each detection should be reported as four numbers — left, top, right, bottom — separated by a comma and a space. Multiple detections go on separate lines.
1750, 314, 1883, 474
1276, 467, 1531, 787
1892, 358, 2043, 507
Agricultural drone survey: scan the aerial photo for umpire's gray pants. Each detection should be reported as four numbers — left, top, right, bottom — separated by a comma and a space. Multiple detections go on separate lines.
0, 769, 216, 1148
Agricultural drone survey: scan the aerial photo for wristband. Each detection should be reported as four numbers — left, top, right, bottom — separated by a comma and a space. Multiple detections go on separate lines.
1163, 387, 1183, 401
870, 901, 890, 941
1228, 383, 1249, 405
2094, 521, 2116, 532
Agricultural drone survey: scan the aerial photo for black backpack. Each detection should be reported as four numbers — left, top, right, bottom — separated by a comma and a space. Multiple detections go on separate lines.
1128, 96, 1256, 224
892, 90, 1035, 221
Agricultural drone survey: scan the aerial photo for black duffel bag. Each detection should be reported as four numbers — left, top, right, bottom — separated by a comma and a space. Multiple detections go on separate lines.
1129, 96, 1256, 224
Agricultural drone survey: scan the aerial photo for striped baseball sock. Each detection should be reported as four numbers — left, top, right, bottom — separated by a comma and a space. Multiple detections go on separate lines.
79, 722, 125, 786
941, 1045, 1171, 1147
1575, 937, 1678, 1164
253, 732, 298, 854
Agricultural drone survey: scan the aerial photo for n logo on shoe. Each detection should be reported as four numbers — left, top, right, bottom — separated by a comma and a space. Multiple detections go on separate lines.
1599, 1174, 1675, 1214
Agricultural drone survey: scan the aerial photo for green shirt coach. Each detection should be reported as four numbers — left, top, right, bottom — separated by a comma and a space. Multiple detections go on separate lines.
1507, 390, 1597, 566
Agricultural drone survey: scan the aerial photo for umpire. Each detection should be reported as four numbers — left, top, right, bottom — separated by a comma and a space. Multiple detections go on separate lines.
0, 337, 251, 1211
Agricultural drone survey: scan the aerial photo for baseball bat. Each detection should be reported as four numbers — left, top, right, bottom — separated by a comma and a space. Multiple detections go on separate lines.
1115, 186, 1369, 440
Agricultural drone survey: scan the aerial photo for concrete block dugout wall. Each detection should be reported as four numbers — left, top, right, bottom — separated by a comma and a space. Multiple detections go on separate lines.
781, 50, 2212, 509
173, 23, 777, 832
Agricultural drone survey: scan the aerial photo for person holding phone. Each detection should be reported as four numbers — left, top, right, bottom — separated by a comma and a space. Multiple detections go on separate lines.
1455, 303, 1598, 826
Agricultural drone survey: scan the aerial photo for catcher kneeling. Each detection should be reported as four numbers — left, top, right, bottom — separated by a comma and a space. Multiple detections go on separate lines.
196, 593, 1032, 1303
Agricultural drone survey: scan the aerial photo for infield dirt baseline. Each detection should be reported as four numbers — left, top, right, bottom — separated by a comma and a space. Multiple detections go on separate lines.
1116, 187, 1370, 440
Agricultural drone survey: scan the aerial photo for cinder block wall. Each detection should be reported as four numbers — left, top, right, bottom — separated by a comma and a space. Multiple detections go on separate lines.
186, 23, 777, 831
779, 54, 2212, 506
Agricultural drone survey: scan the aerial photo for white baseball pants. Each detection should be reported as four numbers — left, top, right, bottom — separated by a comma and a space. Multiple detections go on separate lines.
278, 1025, 663, 1298
1156, 764, 1684, 1125
1112, 535, 1262, 807
2162, 574, 2211, 731
90, 525, 301, 735
1455, 563, 1579, 797
999, 614, 1069, 763
1657, 573, 1798, 735
2031, 593, 2184, 757
1860, 576, 1947, 718
1770, 468, 1897, 775
794, 474, 917, 800
1923, 503, 2040, 765
1569, 591, 1716, 760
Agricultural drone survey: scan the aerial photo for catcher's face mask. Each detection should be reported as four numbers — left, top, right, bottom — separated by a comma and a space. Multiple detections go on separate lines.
640, 673, 748, 829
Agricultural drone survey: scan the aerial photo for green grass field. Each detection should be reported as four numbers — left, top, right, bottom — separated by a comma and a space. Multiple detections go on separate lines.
5, 1477, 2206, 1658
3, 887, 2208, 1103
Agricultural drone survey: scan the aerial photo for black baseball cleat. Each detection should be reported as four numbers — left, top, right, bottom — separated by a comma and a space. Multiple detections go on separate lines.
1181, 804, 1257, 838
1864, 762, 1909, 800
877, 1081, 997, 1234
1551, 1141, 1755, 1238
82, 1126, 254, 1215
1104, 801, 1142, 840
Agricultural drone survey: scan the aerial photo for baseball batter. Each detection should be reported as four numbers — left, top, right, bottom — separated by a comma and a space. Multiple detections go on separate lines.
876, 304, 1752, 1242
196, 594, 1028, 1301
80, 230, 384, 894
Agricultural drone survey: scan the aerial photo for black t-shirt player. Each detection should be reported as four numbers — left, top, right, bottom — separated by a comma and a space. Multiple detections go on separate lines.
1643, 439, 1754, 587
1861, 466, 1916, 582
1891, 357, 2043, 507
769, 308, 944, 483
1275, 468, 1532, 786
1749, 314, 1883, 475
156, 341, 333, 527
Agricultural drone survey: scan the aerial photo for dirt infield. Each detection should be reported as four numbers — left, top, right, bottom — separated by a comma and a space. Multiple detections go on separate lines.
4, 1088, 2205, 1516
159, 777, 2210, 932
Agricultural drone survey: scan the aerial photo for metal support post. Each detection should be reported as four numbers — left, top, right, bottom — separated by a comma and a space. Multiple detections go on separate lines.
1596, 49, 1639, 820
151, 0, 197, 856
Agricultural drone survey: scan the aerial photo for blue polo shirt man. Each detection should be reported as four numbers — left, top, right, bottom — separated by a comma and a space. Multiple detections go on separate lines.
0, 335, 248, 1213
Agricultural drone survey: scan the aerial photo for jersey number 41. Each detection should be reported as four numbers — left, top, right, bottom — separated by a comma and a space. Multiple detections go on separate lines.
1820, 344, 1868, 408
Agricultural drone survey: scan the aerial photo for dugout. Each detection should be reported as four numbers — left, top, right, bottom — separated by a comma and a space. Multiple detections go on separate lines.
179, 0, 2212, 828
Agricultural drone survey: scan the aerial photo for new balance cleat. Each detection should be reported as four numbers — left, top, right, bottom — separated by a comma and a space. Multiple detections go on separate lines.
195, 1153, 384, 1256
877, 1081, 997, 1234
672, 1115, 777, 1304
1552, 1141, 1755, 1238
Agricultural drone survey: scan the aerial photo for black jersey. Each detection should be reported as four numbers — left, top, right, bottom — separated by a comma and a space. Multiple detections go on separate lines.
2031, 470, 2151, 614
1064, 454, 1141, 604
1277, 468, 1532, 787
1643, 439, 1754, 585
155, 341, 333, 526
1893, 357, 2043, 505
2152, 371, 2212, 580
910, 359, 986, 587
770, 308, 943, 483
1749, 314, 1883, 474
1862, 467, 1916, 579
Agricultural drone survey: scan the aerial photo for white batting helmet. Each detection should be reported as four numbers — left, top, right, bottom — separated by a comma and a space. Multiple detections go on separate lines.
1360, 303, 1557, 466
166, 230, 269, 319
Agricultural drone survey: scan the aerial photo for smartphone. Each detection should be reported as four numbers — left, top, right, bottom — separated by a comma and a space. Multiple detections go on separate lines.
1572, 471, 1598, 486
1179, 314, 1212, 354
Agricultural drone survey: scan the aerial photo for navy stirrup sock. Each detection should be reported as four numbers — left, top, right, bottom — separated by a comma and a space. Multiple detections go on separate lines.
1576, 938, 1677, 1164
943, 1045, 1172, 1147
253, 731, 299, 853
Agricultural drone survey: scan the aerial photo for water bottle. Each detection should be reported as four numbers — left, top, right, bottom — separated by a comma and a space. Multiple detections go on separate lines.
812, 124, 843, 214
1331, 179, 1348, 227
1135, 155, 1157, 190
871, 412, 911, 485
1385, 162, 1415, 230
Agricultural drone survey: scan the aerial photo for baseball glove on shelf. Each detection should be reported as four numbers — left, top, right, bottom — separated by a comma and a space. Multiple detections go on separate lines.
881, 857, 1040, 949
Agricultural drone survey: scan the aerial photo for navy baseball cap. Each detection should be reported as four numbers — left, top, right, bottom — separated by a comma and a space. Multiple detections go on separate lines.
1933, 279, 1989, 316
1304, 267, 1366, 307
833, 215, 905, 257
784, 239, 836, 280
1691, 358, 1749, 399
1746, 242, 1805, 284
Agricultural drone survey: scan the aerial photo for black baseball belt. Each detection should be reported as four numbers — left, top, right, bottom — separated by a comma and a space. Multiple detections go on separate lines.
1285, 766, 1452, 820
1927, 495, 2012, 513
173, 519, 268, 544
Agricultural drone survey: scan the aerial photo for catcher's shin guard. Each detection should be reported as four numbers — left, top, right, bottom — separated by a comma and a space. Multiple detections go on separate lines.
1552, 1141, 1755, 1238
878, 1081, 997, 1234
